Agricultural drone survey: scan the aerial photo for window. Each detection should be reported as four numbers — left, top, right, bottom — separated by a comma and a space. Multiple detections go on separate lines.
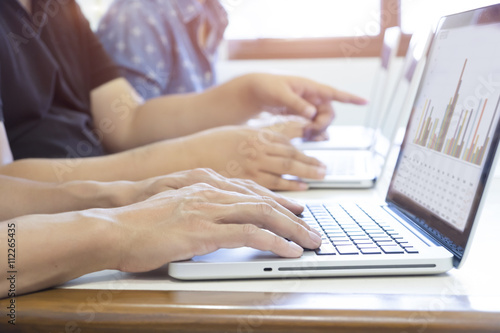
225, 0, 399, 59
224, 0, 381, 39
225, 0, 500, 59
401, 0, 500, 33
76, 0, 500, 59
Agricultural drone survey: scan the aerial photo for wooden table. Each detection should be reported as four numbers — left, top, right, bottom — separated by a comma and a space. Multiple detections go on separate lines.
2, 174, 500, 333
1, 289, 499, 332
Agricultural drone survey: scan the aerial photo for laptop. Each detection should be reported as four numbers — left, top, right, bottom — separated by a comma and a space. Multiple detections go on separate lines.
294, 26, 402, 151
169, 4, 500, 280
303, 29, 433, 189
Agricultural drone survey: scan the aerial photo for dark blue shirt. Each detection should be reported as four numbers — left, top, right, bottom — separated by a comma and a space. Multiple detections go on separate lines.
0, 0, 121, 159
97, 0, 228, 99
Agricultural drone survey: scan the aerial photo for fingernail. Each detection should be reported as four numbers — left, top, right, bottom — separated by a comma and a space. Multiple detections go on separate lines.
289, 242, 304, 256
304, 106, 316, 118
288, 198, 303, 207
309, 230, 322, 246
310, 227, 321, 237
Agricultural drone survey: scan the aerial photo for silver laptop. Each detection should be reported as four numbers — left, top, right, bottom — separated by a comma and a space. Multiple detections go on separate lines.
295, 26, 402, 151
303, 29, 433, 189
169, 4, 500, 280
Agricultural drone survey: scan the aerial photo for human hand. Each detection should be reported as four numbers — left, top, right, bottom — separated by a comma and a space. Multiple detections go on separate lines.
96, 168, 304, 214
135, 168, 305, 214
240, 73, 367, 140
185, 126, 327, 191
108, 183, 322, 272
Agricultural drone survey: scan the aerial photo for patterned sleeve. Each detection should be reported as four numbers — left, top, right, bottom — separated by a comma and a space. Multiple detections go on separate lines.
96, 1, 173, 99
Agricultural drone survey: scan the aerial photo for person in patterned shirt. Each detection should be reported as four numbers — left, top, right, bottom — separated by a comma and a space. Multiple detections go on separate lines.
97, 0, 228, 99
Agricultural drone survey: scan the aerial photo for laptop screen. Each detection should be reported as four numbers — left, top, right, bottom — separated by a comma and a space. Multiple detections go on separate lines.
386, 5, 500, 260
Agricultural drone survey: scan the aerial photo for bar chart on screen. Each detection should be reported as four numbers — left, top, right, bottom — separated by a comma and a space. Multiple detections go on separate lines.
412, 59, 500, 168
392, 23, 500, 231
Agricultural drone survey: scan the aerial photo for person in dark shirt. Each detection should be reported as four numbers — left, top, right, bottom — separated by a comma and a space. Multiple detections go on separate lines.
0, 0, 366, 191
0, 0, 372, 297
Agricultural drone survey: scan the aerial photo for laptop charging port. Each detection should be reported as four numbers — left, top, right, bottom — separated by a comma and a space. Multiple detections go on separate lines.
263, 268, 272, 272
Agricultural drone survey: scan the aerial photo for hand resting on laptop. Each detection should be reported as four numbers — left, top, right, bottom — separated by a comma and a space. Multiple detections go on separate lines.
0, 169, 321, 297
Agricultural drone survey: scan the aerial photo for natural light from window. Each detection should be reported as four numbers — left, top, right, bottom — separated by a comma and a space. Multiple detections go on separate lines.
224, 0, 381, 39
401, 0, 500, 33
77, 0, 500, 38
76, 0, 114, 30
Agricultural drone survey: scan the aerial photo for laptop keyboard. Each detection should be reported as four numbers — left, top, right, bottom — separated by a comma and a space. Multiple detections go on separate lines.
301, 203, 419, 256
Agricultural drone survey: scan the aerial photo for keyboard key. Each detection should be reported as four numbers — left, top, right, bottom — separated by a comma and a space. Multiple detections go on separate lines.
360, 248, 382, 254
366, 230, 385, 235
328, 233, 349, 238
371, 235, 392, 240
350, 236, 371, 241
330, 238, 351, 245
336, 245, 359, 255
373, 239, 395, 243
333, 241, 355, 246
380, 245, 405, 254
405, 248, 419, 254
315, 244, 336, 255
361, 225, 382, 230
323, 227, 341, 232
356, 242, 377, 248
325, 230, 345, 236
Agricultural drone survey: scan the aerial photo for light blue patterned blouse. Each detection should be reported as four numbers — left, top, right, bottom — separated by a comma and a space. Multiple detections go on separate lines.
97, 0, 228, 99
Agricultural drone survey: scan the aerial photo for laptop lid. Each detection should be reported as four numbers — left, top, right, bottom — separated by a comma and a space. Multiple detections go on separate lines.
363, 26, 402, 130
385, 4, 500, 268
371, 29, 434, 172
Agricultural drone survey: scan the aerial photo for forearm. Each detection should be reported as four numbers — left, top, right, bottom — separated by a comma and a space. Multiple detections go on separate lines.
0, 136, 196, 182
104, 76, 257, 151
0, 176, 125, 221
137, 78, 254, 138
0, 152, 132, 182
0, 211, 117, 297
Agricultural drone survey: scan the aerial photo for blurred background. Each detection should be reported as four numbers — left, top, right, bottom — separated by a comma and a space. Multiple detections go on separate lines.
76, 0, 500, 125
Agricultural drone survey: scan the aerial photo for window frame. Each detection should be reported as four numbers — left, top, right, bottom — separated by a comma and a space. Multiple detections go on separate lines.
226, 0, 411, 59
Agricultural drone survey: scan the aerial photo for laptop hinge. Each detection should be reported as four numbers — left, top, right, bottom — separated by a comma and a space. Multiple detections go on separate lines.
383, 203, 462, 262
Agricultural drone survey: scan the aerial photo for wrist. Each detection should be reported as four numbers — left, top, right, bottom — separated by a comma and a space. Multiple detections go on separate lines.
56, 180, 118, 210
70, 208, 122, 272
